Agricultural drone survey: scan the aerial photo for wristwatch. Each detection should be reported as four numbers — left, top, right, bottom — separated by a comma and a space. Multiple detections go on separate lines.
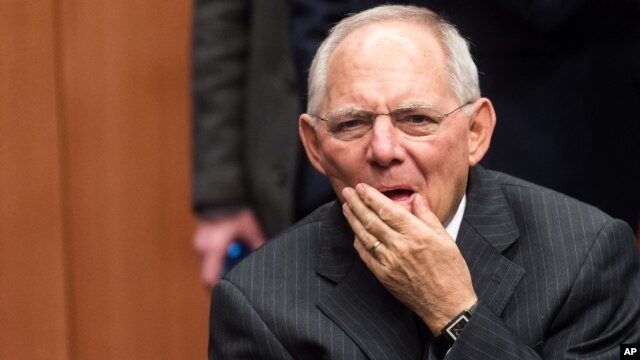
433, 302, 478, 358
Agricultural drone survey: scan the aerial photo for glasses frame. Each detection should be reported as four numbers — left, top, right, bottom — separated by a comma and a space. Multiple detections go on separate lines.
312, 100, 474, 141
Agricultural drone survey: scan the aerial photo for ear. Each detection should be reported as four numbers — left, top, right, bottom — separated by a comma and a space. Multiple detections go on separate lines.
299, 114, 327, 175
467, 98, 496, 166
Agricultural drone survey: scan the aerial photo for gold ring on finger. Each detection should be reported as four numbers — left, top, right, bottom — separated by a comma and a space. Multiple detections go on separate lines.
371, 240, 382, 255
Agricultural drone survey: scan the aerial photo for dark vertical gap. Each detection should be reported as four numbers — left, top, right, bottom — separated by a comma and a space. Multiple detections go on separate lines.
51, 0, 76, 358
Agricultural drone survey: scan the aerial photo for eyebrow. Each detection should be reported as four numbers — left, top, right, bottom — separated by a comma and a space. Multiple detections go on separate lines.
326, 102, 438, 118
391, 102, 438, 112
323, 108, 366, 120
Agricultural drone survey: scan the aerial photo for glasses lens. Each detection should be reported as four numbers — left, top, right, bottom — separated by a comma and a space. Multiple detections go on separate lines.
394, 111, 440, 137
322, 103, 467, 140
327, 115, 373, 140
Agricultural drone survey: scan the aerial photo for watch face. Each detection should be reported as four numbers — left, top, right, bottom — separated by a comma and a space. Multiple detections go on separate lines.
446, 314, 470, 339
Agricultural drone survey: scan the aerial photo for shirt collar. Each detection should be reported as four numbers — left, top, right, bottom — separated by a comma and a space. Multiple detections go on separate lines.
445, 194, 466, 242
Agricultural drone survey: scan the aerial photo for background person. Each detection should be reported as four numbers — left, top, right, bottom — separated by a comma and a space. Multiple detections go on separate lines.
191, 0, 334, 287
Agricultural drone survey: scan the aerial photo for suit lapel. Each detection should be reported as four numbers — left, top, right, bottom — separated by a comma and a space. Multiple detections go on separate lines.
318, 261, 427, 359
315, 203, 427, 359
458, 166, 524, 316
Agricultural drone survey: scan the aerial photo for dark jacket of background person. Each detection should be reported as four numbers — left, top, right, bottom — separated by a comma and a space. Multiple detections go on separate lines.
192, 0, 301, 236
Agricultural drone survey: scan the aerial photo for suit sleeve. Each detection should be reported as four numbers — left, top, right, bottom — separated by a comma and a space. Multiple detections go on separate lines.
192, 0, 249, 214
209, 279, 294, 359
445, 219, 640, 359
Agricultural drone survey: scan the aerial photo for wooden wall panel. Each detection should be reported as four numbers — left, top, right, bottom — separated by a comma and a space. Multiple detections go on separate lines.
57, 0, 208, 359
0, 0, 70, 359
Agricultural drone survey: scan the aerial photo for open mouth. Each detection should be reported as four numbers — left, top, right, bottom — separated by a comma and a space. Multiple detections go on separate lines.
382, 189, 414, 201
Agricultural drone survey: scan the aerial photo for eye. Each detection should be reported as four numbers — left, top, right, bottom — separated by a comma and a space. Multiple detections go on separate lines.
397, 113, 437, 125
395, 111, 440, 137
332, 118, 370, 132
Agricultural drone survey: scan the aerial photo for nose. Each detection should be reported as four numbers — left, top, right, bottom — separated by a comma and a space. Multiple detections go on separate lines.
365, 116, 405, 167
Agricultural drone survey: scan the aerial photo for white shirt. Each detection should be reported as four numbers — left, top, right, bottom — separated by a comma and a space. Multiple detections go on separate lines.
444, 195, 466, 242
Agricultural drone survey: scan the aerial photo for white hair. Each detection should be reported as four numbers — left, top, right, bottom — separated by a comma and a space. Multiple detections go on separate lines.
306, 5, 481, 117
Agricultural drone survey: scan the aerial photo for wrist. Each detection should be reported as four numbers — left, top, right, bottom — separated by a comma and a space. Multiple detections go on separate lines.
426, 295, 478, 334
433, 301, 478, 358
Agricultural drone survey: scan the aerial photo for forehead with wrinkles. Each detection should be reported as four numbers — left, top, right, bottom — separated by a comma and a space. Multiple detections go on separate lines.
324, 20, 451, 110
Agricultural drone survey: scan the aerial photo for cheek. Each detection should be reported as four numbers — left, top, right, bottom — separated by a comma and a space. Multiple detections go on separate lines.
318, 141, 363, 186
415, 132, 469, 218
416, 132, 468, 175
437, 125, 470, 168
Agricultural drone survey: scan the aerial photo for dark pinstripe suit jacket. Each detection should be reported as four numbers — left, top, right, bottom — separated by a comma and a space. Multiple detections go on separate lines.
210, 166, 640, 359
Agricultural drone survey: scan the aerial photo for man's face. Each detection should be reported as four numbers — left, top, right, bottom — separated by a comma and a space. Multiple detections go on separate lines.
301, 21, 492, 224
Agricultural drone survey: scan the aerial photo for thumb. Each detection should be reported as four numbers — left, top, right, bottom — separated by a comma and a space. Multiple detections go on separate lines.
201, 246, 226, 288
238, 211, 267, 250
412, 193, 438, 226
243, 228, 267, 250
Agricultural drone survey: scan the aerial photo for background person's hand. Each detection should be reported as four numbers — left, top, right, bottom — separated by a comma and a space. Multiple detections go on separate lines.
193, 208, 266, 291
342, 183, 477, 334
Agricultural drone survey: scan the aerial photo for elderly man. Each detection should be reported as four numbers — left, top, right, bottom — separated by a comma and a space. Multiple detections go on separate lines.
209, 5, 640, 359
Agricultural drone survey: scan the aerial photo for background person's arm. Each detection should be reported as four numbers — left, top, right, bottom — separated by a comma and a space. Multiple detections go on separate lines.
192, 0, 265, 287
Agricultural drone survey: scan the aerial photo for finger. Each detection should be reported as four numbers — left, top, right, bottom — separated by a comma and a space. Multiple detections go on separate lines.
412, 194, 451, 241
193, 222, 236, 286
353, 236, 385, 269
235, 210, 267, 249
240, 220, 267, 250
370, 240, 384, 258
355, 183, 405, 221
345, 203, 395, 268
342, 186, 397, 242
411, 193, 440, 227
201, 247, 226, 287
354, 183, 416, 232
193, 220, 234, 252
343, 202, 381, 250
244, 235, 266, 250
192, 222, 212, 252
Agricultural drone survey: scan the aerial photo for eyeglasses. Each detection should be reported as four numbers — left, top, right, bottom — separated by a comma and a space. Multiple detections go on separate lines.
313, 101, 473, 141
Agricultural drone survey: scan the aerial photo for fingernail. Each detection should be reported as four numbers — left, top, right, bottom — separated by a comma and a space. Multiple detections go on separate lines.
341, 187, 352, 198
355, 183, 365, 194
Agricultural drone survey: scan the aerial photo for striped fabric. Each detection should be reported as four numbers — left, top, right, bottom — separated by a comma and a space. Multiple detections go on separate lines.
210, 166, 640, 359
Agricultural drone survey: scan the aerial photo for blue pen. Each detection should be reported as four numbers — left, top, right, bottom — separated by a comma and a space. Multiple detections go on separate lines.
223, 242, 252, 275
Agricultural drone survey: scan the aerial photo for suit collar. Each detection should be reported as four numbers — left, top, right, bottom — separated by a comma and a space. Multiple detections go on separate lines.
315, 201, 356, 283
456, 165, 524, 316
462, 165, 520, 252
